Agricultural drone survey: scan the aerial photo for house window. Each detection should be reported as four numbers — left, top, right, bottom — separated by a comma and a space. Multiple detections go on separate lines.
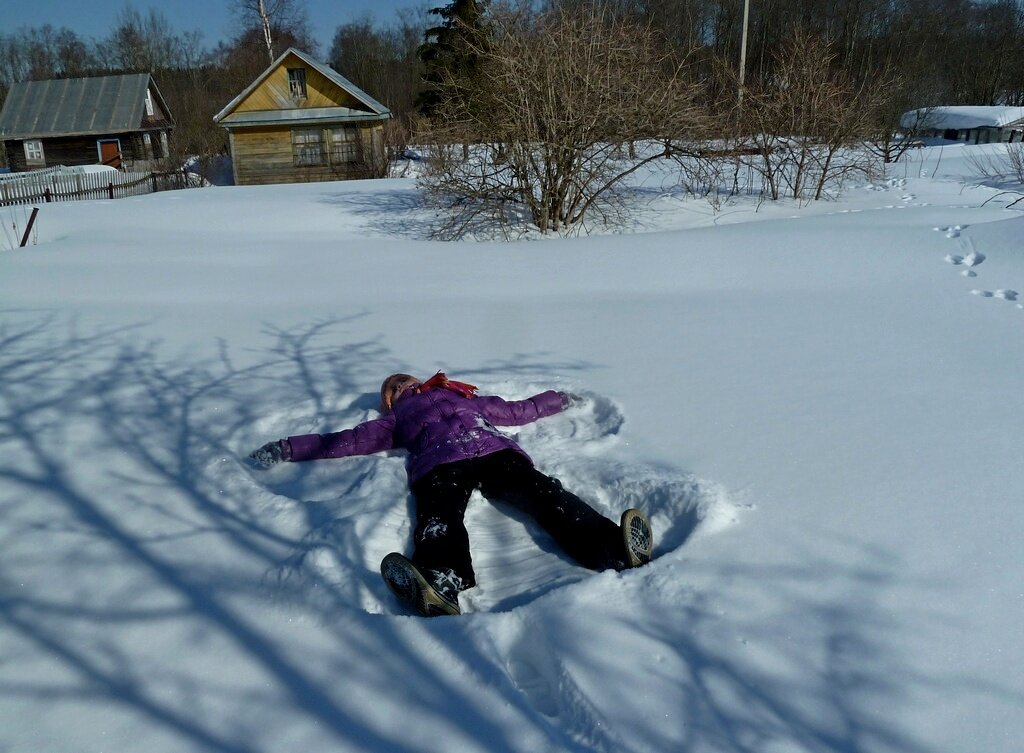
292, 128, 324, 166
287, 68, 307, 99
23, 139, 45, 166
329, 127, 361, 164
145, 89, 155, 117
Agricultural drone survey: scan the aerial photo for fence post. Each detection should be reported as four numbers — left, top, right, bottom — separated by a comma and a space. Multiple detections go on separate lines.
20, 207, 39, 247
108, 182, 114, 200
44, 188, 52, 203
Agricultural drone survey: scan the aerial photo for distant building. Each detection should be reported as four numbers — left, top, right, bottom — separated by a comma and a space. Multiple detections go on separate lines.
214, 48, 392, 186
0, 73, 174, 172
901, 106, 1024, 144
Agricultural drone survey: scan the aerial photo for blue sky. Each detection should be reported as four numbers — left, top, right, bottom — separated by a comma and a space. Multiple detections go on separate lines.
5, 0, 427, 55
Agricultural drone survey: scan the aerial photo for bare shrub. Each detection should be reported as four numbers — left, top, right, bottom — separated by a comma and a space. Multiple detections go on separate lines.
738, 30, 892, 201
418, 6, 708, 237
967, 142, 1024, 184
1008, 143, 1024, 183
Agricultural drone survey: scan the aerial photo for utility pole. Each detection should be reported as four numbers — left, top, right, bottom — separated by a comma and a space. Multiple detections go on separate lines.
739, 0, 751, 104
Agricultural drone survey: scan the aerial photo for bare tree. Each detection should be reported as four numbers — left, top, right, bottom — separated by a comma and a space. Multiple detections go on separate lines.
419, 5, 708, 237
96, 8, 184, 72
738, 29, 893, 201
328, 10, 428, 124
230, 0, 310, 63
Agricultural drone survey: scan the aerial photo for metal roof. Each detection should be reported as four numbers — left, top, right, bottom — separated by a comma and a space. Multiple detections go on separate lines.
214, 48, 391, 126
0, 73, 171, 139
220, 107, 391, 128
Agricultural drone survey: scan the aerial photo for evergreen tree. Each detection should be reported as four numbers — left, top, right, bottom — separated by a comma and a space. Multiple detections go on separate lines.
417, 0, 487, 117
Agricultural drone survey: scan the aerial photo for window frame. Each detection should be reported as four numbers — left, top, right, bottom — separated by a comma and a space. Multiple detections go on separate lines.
23, 139, 45, 165
291, 128, 325, 167
328, 126, 361, 165
287, 68, 308, 99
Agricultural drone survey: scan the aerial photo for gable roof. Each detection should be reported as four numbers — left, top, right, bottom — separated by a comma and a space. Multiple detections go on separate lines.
213, 48, 391, 128
901, 106, 1024, 131
0, 73, 172, 140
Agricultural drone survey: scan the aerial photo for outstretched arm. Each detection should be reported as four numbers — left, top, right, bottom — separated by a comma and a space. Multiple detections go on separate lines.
475, 390, 568, 427
287, 414, 397, 461
250, 414, 396, 467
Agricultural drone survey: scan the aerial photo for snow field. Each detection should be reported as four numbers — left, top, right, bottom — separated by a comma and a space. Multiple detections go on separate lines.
1, 141, 1022, 752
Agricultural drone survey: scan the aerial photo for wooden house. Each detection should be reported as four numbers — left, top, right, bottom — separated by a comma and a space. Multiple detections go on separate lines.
213, 48, 392, 186
0, 73, 174, 172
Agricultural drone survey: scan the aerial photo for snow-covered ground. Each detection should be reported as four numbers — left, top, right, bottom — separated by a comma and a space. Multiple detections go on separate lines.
1, 143, 1022, 753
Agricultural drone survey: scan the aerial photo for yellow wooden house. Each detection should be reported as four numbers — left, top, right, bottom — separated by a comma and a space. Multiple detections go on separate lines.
214, 48, 392, 186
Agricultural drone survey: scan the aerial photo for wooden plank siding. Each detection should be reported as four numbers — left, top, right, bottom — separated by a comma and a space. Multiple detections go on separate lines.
230, 123, 385, 185
4, 134, 135, 171
232, 64, 364, 114
215, 49, 391, 186
3, 131, 164, 172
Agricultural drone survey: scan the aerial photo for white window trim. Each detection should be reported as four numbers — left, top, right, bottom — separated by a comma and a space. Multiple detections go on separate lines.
96, 138, 122, 164
24, 139, 44, 164
145, 89, 155, 117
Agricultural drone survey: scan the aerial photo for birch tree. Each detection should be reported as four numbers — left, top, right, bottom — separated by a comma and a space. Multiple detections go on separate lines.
230, 0, 309, 63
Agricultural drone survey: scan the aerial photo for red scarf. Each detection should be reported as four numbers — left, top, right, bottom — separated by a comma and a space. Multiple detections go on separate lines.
418, 371, 477, 399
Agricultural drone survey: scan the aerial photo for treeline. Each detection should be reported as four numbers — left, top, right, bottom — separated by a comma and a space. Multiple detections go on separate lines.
0, 5, 322, 170
583, 0, 1024, 104
1, 0, 1022, 171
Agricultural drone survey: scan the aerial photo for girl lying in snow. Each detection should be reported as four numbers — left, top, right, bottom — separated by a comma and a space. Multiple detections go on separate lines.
250, 372, 653, 616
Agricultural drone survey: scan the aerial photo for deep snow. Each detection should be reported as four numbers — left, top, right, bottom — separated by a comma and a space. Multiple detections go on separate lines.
1, 143, 1022, 753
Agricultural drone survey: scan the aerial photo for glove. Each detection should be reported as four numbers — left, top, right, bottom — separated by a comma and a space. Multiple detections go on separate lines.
249, 440, 285, 468
560, 392, 586, 409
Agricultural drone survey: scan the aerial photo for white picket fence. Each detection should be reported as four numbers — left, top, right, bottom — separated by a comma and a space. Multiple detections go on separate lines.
0, 166, 198, 207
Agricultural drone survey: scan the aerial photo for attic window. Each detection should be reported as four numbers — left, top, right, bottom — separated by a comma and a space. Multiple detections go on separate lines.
287, 68, 307, 99
145, 90, 154, 116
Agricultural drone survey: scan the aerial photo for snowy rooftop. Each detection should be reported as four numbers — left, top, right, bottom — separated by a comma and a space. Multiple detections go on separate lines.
901, 105, 1024, 130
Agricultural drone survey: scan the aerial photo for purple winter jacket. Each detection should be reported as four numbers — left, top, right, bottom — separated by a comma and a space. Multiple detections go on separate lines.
284, 388, 568, 483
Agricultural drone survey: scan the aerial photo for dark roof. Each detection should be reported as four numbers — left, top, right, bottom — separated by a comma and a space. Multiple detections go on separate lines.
0, 73, 172, 139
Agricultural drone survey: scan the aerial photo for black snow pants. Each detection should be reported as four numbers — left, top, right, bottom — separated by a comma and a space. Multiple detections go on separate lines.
408, 449, 628, 592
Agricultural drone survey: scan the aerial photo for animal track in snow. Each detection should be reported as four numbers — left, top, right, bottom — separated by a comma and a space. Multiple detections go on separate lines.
945, 251, 985, 268
935, 224, 968, 238
936, 226, 1020, 310
971, 289, 1019, 303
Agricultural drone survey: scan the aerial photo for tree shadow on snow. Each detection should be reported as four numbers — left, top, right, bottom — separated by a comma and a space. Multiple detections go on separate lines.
0, 312, 550, 752
2, 312, 1007, 753
315, 186, 430, 240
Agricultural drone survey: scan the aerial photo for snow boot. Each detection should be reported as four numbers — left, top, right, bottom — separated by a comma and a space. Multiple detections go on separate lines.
380, 552, 461, 617
620, 509, 653, 568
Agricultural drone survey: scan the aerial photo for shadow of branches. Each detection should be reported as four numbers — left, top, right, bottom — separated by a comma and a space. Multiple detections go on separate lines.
0, 312, 992, 753
0, 312, 558, 752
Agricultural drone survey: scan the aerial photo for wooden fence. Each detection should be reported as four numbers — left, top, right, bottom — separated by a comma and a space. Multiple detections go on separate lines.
0, 168, 200, 207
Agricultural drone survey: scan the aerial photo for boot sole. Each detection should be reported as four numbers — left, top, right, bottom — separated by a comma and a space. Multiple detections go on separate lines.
621, 509, 653, 567
380, 553, 461, 617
